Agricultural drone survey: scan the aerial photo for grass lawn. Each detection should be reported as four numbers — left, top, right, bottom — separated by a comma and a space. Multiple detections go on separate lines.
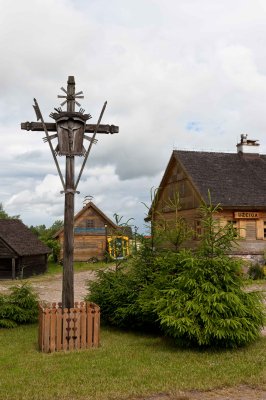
0, 325, 265, 400
46, 261, 110, 276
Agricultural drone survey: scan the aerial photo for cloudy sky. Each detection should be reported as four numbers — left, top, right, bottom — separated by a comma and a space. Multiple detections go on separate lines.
1, 0, 266, 232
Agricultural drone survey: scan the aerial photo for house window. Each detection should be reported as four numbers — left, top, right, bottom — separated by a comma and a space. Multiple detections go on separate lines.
86, 219, 95, 228
227, 220, 238, 237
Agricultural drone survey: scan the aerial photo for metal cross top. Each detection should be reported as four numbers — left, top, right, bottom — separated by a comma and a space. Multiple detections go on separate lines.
21, 76, 119, 309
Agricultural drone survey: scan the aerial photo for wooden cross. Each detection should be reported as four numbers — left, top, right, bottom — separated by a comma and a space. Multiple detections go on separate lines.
21, 76, 119, 309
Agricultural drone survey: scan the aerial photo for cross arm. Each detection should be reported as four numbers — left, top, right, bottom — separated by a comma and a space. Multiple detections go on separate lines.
21, 121, 119, 134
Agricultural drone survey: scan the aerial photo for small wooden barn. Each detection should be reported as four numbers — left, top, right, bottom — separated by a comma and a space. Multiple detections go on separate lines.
54, 202, 118, 262
0, 219, 51, 279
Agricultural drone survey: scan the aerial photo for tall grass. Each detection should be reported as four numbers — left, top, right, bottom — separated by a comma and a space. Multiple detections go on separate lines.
0, 325, 265, 400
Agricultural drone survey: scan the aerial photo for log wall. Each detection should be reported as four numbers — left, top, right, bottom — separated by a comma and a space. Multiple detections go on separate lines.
154, 158, 266, 261
58, 206, 111, 261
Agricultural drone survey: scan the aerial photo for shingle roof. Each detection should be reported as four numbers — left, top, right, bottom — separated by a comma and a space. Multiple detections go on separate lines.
0, 219, 51, 256
174, 150, 266, 208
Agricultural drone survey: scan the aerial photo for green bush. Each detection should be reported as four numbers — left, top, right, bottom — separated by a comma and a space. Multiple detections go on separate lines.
86, 245, 189, 331
155, 197, 265, 348
248, 263, 265, 280
87, 268, 138, 328
87, 245, 160, 330
156, 255, 265, 348
46, 239, 61, 263
86, 195, 265, 348
0, 283, 39, 328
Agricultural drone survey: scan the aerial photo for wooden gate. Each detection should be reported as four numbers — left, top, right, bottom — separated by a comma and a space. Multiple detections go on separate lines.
38, 301, 100, 353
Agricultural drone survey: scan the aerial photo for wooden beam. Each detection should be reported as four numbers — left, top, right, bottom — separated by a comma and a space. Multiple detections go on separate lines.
21, 122, 119, 134
12, 258, 16, 280
62, 76, 76, 309
62, 158, 75, 309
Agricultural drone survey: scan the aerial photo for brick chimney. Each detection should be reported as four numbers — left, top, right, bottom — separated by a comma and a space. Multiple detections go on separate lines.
236, 134, 260, 155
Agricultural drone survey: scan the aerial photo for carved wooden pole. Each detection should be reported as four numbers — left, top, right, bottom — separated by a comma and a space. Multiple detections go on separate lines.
62, 76, 75, 309
21, 76, 119, 310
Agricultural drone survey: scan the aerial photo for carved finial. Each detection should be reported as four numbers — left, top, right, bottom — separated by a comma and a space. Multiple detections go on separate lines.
57, 77, 84, 110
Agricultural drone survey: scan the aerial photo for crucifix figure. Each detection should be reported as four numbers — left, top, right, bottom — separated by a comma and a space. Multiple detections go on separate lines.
21, 76, 119, 309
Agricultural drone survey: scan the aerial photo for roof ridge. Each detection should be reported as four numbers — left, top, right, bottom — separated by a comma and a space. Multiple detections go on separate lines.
174, 148, 266, 156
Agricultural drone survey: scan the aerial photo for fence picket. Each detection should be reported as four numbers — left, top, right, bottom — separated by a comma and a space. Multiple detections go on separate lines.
56, 306, 62, 351
50, 306, 56, 352
80, 303, 86, 349
86, 303, 93, 348
38, 305, 43, 351
74, 308, 80, 349
38, 302, 100, 352
93, 306, 100, 347
62, 308, 69, 350
68, 308, 75, 351
43, 309, 50, 352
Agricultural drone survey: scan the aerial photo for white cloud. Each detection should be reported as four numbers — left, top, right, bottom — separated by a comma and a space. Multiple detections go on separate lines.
219, 45, 266, 92
1, 0, 266, 231
5, 166, 160, 231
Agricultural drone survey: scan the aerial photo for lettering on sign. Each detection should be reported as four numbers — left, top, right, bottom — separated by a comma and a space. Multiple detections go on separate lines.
234, 212, 260, 219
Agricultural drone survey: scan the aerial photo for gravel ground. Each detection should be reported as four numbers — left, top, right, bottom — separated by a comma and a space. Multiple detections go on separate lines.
31, 270, 97, 304
0, 270, 97, 303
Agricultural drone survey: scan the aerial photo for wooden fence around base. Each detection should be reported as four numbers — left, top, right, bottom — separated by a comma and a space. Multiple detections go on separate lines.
38, 302, 100, 353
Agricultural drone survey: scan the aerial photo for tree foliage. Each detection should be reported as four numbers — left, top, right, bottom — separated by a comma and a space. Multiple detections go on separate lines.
142, 188, 192, 251
87, 195, 265, 348
0, 203, 20, 220
198, 192, 238, 257
155, 192, 192, 251
87, 243, 183, 331
156, 197, 265, 347
156, 255, 264, 347
29, 220, 63, 262
0, 284, 39, 328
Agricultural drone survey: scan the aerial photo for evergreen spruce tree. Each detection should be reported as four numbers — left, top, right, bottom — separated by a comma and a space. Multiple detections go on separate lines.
156, 194, 265, 348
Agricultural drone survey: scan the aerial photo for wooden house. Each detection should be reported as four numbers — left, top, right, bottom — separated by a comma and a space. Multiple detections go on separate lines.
151, 135, 266, 263
0, 219, 51, 279
54, 202, 117, 262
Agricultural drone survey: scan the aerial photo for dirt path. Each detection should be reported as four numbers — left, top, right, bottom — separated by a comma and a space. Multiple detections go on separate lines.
132, 386, 266, 400
31, 270, 96, 304
0, 270, 97, 303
